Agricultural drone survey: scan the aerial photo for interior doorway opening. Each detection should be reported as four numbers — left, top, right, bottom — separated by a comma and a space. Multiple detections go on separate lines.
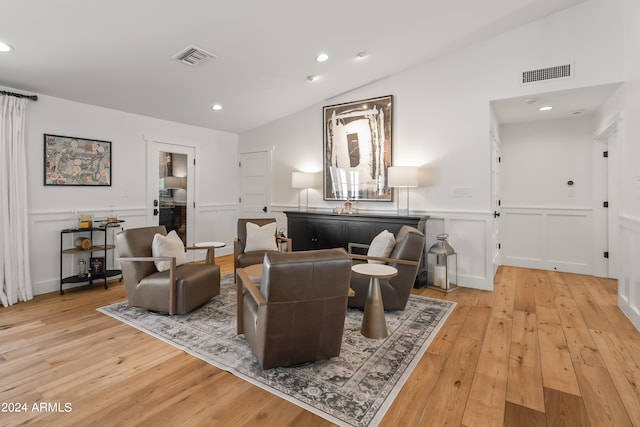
159, 151, 188, 244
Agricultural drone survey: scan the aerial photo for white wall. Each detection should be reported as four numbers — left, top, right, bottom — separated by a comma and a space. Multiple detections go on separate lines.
591, 0, 640, 330
240, 0, 625, 290
15, 91, 239, 295
499, 116, 598, 274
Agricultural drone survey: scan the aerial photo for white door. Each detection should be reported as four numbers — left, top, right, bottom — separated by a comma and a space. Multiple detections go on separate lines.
490, 132, 502, 275
147, 141, 196, 244
239, 150, 271, 216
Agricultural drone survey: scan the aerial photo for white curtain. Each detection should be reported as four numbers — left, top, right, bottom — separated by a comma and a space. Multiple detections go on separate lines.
0, 95, 33, 306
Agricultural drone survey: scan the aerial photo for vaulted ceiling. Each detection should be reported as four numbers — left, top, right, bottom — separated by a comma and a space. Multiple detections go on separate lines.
0, 0, 587, 133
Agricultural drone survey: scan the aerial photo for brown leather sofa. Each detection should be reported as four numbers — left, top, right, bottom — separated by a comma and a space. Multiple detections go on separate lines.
116, 226, 220, 315
236, 248, 352, 369
233, 218, 291, 281
348, 225, 425, 311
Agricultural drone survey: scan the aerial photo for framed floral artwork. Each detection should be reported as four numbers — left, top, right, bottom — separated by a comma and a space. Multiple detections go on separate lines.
44, 134, 112, 186
323, 95, 393, 201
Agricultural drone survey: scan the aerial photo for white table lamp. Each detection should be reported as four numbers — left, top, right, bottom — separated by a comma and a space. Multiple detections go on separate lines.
388, 166, 418, 215
292, 172, 317, 211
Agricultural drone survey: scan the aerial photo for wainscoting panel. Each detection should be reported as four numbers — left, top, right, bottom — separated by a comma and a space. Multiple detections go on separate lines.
194, 204, 238, 259
422, 211, 493, 291
273, 206, 495, 290
29, 208, 148, 296
501, 207, 593, 274
619, 215, 640, 331
28, 205, 238, 296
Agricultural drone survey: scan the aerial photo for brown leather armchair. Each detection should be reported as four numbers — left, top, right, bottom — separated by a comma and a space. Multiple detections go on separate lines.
236, 248, 352, 369
348, 225, 425, 311
233, 218, 291, 281
116, 226, 220, 315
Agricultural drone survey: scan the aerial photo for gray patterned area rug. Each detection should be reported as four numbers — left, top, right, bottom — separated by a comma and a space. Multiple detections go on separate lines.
98, 274, 456, 427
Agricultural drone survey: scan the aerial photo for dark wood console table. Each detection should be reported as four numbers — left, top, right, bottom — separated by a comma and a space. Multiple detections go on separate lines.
284, 211, 428, 285
284, 211, 427, 251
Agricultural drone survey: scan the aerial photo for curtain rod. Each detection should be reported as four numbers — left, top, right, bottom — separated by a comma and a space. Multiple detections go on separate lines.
0, 90, 38, 101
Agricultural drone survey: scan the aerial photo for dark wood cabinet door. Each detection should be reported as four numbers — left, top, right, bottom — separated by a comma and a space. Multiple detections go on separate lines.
316, 219, 343, 249
288, 217, 314, 251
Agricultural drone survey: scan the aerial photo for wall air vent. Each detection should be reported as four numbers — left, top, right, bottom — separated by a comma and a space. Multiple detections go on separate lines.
172, 45, 216, 67
522, 63, 573, 85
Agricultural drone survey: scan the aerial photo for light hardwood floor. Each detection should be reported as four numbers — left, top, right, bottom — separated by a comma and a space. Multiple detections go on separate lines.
1, 256, 639, 426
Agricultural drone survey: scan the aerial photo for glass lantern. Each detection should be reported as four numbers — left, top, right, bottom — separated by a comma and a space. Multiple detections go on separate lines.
427, 234, 458, 292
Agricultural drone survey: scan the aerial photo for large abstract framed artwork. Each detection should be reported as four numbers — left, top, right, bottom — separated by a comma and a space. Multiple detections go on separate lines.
323, 95, 393, 201
44, 134, 112, 186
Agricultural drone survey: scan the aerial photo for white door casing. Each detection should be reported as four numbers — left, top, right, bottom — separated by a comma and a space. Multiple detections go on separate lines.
146, 140, 195, 243
490, 131, 502, 275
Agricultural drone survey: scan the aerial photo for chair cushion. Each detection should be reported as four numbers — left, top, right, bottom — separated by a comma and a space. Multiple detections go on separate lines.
152, 230, 186, 272
367, 230, 396, 264
244, 222, 278, 252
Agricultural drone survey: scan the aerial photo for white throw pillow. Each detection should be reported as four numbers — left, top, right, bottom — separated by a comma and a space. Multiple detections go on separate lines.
367, 230, 396, 264
152, 230, 186, 272
244, 222, 278, 252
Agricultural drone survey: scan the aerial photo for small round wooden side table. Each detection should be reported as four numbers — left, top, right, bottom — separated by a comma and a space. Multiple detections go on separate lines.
194, 241, 226, 264
351, 263, 398, 339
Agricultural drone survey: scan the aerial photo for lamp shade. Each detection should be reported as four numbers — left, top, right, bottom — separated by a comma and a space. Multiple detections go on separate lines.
388, 166, 418, 187
291, 172, 317, 189
164, 176, 186, 189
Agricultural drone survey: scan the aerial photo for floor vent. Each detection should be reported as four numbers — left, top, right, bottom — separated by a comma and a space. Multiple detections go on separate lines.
522, 63, 573, 85
172, 45, 216, 67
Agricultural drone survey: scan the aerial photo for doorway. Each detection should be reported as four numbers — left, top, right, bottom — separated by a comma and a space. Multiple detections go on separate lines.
147, 142, 195, 244
239, 150, 271, 216
595, 121, 619, 278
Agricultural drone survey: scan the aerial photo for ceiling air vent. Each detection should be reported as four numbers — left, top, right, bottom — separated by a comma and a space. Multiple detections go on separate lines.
522, 63, 573, 85
172, 45, 216, 67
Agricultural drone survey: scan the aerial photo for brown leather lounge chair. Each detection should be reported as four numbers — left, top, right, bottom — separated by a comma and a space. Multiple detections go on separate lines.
233, 218, 291, 281
236, 248, 352, 369
348, 225, 425, 311
116, 226, 220, 315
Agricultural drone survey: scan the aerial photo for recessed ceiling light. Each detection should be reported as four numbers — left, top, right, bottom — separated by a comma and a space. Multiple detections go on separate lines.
211, 104, 223, 111
355, 51, 368, 60
0, 41, 13, 52
306, 75, 319, 82
315, 53, 329, 62
539, 106, 553, 111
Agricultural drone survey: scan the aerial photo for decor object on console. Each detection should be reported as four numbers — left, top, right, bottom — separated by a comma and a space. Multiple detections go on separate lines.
323, 95, 393, 202
236, 248, 352, 369
233, 218, 292, 281
291, 171, 317, 211
44, 134, 111, 186
427, 234, 458, 292
388, 166, 419, 215
116, 225, 220, 315
333, 199, 359, 214
349, 226, 425, 311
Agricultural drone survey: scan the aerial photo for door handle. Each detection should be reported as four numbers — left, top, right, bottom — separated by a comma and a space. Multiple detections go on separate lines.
493, 211, 500, 218
153, 209, 159, 216
262, 206, 267, 213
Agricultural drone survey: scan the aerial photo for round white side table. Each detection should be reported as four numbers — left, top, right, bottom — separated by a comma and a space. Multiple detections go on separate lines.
351, 263, 398, 339
194, 241, 226, 264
